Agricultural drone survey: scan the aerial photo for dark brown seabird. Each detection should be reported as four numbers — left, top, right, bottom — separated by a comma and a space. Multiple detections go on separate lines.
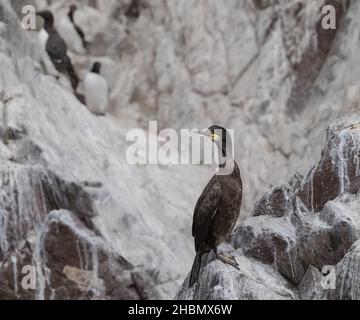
189, 125, 243, 287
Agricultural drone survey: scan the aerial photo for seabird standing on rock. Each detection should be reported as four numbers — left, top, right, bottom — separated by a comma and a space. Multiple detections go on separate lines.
84, 62, 109, 116
189, 125, 243, 287
37, 10, 79, 90
57, 5, 88, 54
68, 5, 88, 51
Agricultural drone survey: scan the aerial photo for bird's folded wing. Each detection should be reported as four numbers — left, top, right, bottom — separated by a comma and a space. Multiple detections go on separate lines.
46, 35, 67, 62
192, 176, 221, 252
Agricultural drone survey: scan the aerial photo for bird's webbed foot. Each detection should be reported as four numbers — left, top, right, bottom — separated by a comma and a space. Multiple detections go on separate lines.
216, 252, 240, 270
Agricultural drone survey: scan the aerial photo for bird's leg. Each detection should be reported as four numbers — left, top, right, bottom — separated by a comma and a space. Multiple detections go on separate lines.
215, 247, 240, 270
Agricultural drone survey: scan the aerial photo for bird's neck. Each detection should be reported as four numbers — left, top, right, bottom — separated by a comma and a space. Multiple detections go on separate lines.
216, 157, 235, 176
216, 142, 234, 175
43, 21, 55, 33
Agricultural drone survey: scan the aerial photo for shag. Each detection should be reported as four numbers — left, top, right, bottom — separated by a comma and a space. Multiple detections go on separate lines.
37, 10, 79, 90
68, 5, 88, 50
83, 62, 109, 116
189, 125, 243, 287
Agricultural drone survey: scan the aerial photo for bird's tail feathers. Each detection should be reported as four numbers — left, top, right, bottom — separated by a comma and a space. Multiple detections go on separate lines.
75, 92, 86, 105
189, 251, 203, 288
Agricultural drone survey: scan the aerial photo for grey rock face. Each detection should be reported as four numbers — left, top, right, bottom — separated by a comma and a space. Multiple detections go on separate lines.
330, 240, 360, 300
176, 252, 298, 300
0, 161, 160, 299
0, 209, 160, 300
298, 265, 327, 300
297, 118, 360, 213
1, 0, 203, 299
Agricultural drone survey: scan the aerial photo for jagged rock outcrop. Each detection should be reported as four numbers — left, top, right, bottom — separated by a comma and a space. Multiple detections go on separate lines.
177, 116, 360, 300
330, 240, 360, 299
0, 209, 160, 300
176, 252, 298, 300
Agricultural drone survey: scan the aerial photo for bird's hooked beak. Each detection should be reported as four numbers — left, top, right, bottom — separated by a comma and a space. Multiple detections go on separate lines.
198, 129, 210, 136
197, 129, 220, 142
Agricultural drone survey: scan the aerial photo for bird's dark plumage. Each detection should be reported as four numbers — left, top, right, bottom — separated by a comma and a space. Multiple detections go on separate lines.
68, 5, 88, 50
37, 10, 79, 90
91, 62, 101, 74
192, 176, 221, 252
189, 126, 242, 287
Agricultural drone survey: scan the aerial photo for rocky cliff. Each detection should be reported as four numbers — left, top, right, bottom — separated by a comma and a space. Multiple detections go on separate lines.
0, 0, 207, 299
1, 0, 360, 300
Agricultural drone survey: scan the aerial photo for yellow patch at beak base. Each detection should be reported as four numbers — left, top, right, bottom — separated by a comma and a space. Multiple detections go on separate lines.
211, 133, 220, 141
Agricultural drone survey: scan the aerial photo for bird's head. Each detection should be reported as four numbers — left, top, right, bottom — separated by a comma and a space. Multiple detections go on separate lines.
91, 62, 102, 74
199, 125, 227, 144
198, 125, 233, 165
69, 4, 77, 17
36, 10, 54, 29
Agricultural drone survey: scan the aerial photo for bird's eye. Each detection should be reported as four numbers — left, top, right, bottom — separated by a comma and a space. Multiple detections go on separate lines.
211, 133, 219, 141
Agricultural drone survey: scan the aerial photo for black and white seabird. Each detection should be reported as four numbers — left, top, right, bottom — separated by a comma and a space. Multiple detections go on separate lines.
189, 125, 243, 287
84, 62, 109, 116
68, 5, 88, 51
37, 10, 79, 90
57, 5, 88, 54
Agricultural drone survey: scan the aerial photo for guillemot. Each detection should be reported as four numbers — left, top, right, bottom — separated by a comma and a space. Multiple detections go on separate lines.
37, 10, 79, 90
83, 62, 109, 116
57, 5, 88, 54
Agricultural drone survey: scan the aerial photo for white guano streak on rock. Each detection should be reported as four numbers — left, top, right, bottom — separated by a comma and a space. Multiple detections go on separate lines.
10, 254, 18, 295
